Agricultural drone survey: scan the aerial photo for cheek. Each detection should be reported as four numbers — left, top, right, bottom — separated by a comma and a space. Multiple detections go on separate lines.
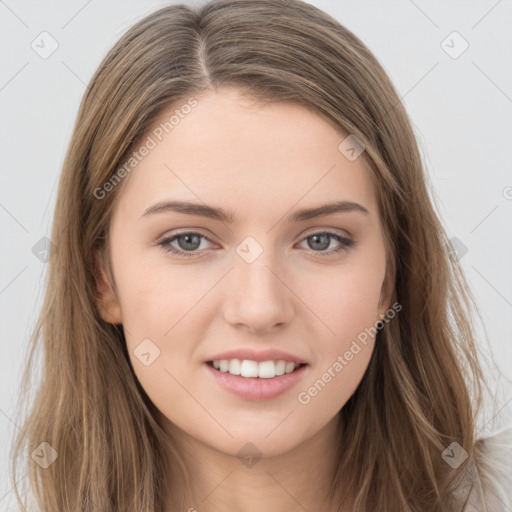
295, 272, 380, 415
114, 259, 209, 422
112, 246, 214, 337
296, 343, 373, 420
112, 251, 221, 401
293, 256, 383, 409
300, 257, 385, 342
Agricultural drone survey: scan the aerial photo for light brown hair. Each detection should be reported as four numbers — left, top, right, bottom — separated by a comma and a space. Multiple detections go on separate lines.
10, 0, 495, 510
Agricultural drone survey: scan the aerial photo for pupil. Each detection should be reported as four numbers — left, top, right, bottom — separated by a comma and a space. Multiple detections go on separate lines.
309, 234, 329, 250
180, 234, 200, 250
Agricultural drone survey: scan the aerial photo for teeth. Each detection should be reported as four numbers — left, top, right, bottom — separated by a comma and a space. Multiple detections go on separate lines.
211, 359, 300, 378
229, 359, 241, 375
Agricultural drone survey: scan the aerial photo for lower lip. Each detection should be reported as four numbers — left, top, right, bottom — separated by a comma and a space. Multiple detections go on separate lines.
203, 362, 309, 401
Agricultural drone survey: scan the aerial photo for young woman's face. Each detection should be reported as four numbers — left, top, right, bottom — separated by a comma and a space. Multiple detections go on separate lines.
97, 87, 390, 458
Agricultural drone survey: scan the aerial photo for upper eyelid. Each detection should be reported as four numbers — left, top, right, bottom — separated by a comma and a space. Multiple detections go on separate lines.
157, 229, 216, 245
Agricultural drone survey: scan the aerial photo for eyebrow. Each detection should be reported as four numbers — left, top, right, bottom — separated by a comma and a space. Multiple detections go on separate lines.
140, 200, 370, 223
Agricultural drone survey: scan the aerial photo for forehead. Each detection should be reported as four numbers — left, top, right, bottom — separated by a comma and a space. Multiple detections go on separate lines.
114, 87, 378, 221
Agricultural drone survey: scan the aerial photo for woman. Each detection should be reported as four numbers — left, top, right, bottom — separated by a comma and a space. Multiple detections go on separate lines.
10, 0, 511, 510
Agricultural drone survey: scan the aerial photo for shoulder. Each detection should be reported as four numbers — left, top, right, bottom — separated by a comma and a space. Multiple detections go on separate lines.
468, 426, 512, 511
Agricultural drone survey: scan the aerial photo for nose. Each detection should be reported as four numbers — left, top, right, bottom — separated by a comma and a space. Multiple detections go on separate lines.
223, 256, 295, 334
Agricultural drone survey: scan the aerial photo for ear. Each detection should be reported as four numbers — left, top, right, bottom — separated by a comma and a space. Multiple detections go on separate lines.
376, 255, 396, 322
93, 247, 123, 325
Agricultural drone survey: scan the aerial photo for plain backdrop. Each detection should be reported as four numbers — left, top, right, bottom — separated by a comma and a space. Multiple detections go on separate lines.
1, 0, 511, 506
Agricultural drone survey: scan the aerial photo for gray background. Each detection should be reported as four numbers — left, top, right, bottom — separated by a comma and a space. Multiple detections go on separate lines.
1, 0, 511, 506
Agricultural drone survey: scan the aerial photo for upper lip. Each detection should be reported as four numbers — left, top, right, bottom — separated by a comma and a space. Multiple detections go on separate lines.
206, 349, 308, 364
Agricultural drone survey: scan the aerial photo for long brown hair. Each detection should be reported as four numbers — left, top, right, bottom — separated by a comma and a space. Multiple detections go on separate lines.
9, 0, 496, 510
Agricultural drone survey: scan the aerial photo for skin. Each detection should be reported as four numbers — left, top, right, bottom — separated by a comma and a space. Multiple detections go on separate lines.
95, 87, 392, 512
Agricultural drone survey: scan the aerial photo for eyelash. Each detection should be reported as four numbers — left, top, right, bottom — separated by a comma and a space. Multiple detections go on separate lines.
156, 230, 356, 258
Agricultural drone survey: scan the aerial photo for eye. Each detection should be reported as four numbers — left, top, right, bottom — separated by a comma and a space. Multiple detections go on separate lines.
157, 232, 214, 256
297, 231, 355, 257
156, 230, 356, 258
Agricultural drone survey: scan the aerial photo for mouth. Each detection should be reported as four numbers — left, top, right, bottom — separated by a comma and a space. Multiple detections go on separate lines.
205, 361, 308, 380
203, 360, 310, 401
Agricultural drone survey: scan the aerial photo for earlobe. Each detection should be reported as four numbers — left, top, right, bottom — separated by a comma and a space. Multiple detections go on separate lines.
93, 248, 123, 325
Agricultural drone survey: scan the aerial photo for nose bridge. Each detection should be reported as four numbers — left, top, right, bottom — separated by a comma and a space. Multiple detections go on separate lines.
223, 237, 294, 331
